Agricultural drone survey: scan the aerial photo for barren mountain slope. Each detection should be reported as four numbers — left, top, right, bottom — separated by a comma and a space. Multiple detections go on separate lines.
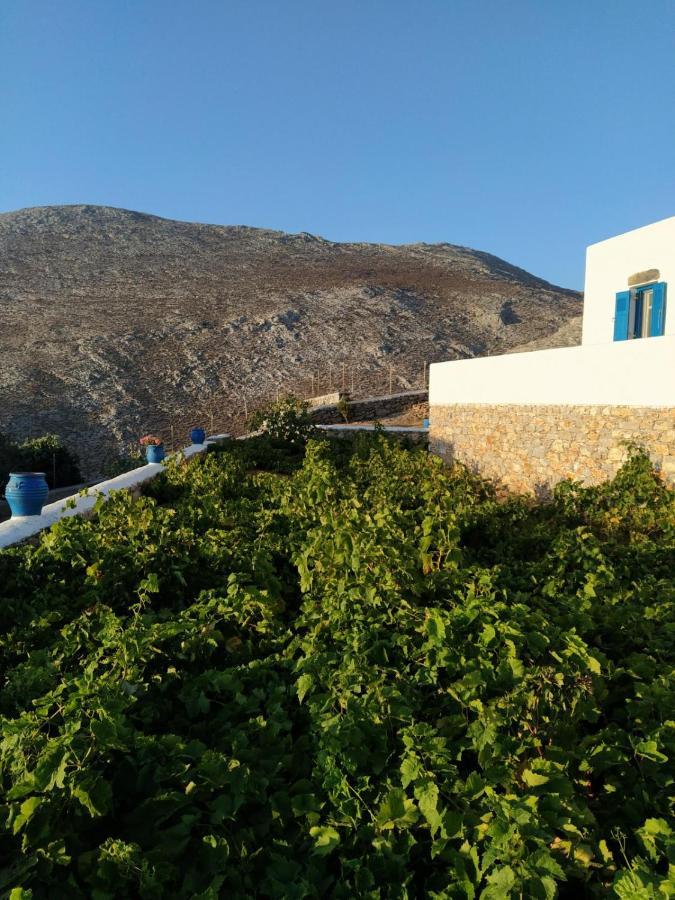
0, 205, 581, 473
509, 315, 583, 354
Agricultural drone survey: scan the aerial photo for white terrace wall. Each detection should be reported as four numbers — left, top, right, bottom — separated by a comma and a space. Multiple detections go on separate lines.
0, 436, 229, 549
430, 337, 675, 408
582, 216, 675, 345
429, 337, 675, 494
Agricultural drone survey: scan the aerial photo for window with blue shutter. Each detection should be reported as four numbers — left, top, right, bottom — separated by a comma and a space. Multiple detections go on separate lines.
649, 282, 667, 336
614, 282, 667, 341
613, 291, 630, 341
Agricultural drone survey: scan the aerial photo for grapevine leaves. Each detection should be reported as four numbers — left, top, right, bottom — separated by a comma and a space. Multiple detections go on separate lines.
0, 440, 672, 897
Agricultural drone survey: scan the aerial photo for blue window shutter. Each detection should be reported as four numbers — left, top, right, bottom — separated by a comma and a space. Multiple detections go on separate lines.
649, 282, 667, 336
613, 291, 630, 341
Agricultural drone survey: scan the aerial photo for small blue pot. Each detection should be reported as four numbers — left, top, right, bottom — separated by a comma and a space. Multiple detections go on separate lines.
423, 418, 430, 429
5, 472, 49, 517
190, 427, 206, 445
145, 444, 165, 464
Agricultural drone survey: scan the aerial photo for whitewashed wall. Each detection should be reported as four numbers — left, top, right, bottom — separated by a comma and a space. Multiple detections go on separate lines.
0, 435, 229, 549
429, 335, 675, 408
582, 216, 675, 345
430, 216, 675, 408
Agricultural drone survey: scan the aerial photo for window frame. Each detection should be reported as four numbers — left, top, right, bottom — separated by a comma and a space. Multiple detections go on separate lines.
613, 281, 667, 341
626, 282, 660, 340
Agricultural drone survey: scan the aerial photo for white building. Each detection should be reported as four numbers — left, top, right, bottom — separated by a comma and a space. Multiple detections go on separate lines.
583, 216, 672, 345
428, 217, 675, 491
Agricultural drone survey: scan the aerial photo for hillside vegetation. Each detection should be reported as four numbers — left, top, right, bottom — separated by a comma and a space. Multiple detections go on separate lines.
0, 436, 672, 898
0, 433, 81, 491
0, 205, 581, 473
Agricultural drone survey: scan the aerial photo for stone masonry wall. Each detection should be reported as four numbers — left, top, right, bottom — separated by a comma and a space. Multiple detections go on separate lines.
430, 404, 675, 495
310, 391, 428, 425
308, 392, 344, 408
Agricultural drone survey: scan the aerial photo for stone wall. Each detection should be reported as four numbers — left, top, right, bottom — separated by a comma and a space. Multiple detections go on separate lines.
430, 404, 675, 495
307, 392, 345, 408
310, 390, 428, 425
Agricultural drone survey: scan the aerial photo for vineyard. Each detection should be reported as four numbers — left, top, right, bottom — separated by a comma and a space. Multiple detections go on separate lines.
0, 434, 673, 898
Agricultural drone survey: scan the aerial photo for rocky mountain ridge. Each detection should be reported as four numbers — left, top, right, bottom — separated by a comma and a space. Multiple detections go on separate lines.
0, 205, 582, 474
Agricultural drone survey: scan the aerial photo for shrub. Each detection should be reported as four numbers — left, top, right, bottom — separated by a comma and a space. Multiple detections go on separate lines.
102, 450, 146, 479
337, 395, 350, 423
248, 394, 316, 444
0, 432, 81, 489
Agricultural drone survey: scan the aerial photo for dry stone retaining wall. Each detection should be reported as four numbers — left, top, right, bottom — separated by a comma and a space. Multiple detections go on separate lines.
307, 392, 345, 408
310, 390, 428, 425
430, 404, 675, 495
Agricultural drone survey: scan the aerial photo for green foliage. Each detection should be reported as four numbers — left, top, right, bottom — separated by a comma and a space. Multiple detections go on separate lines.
248, 395, 316, 444
208, 434, 306, 475
0, 441, 673, 897
101, 450, 146, 479
0, 433, 81, 490
336, 396, 350, 423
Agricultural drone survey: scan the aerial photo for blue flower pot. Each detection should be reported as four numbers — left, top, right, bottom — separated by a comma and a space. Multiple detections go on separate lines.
190, 427, 206, 445
5, 472, 49, 517
145, 444, 165, 464
423, 418, 430, 429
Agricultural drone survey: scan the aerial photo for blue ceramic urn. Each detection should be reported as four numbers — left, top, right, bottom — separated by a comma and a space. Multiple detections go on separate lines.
190, 427, 206, 445
145, 444, 165, 464
5, 472, 49, 517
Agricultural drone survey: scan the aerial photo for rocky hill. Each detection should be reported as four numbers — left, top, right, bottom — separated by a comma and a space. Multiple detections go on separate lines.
0, 205, 581, 474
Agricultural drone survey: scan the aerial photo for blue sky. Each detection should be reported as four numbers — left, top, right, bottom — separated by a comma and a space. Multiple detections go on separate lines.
2, 0, 674, 288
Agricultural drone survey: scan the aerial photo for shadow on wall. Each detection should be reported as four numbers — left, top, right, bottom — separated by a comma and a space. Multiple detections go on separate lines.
532, 481, 554, 502
430, 433, 558, 500
429, 436, 453, 461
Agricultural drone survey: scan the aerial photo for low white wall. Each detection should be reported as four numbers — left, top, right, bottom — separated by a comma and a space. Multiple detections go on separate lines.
0, 435, 229, 550
583, 216, 675, 346
429, 335, 675, 408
